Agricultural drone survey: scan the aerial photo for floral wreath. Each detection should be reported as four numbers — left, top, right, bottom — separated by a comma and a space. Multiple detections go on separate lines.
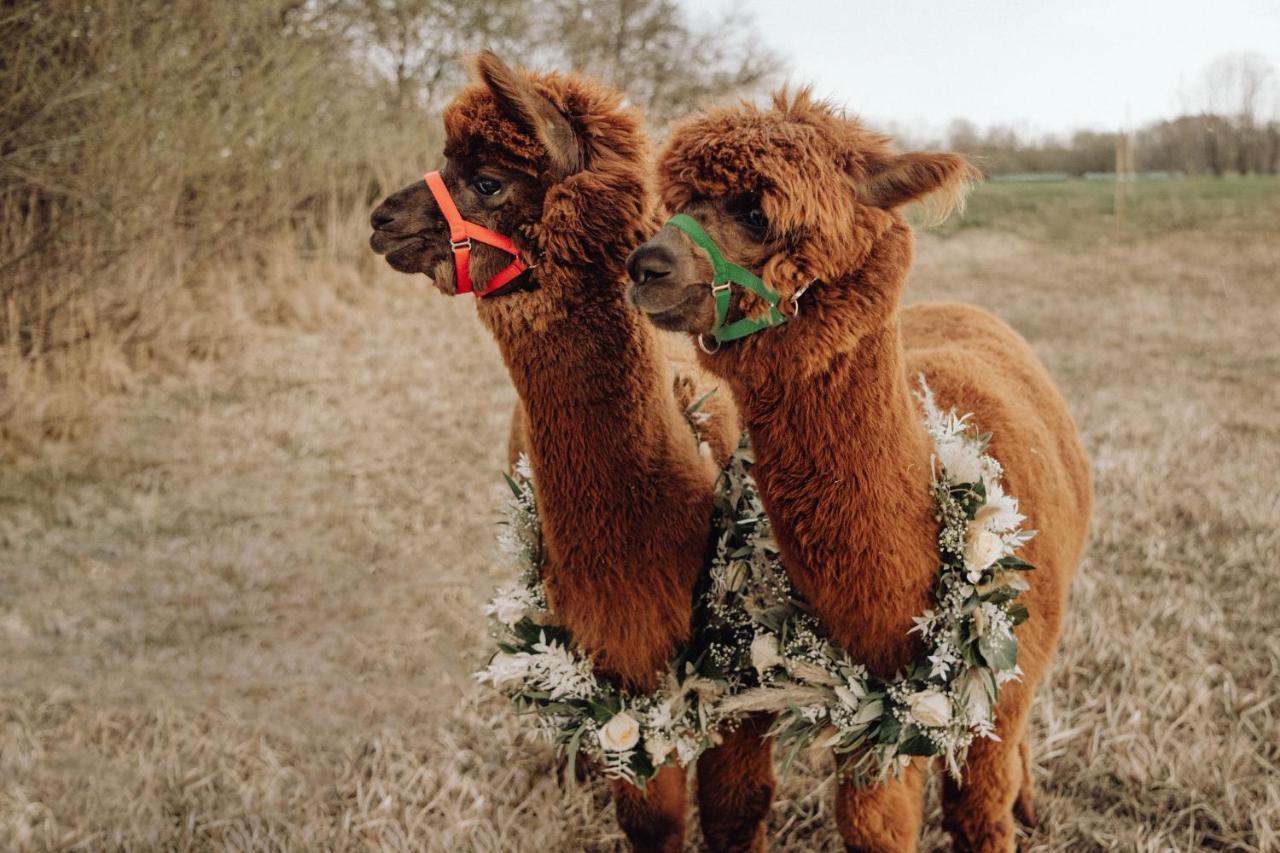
474, 391, 737, 786
702, 377, 1035, 783
476, 377, 1034, 787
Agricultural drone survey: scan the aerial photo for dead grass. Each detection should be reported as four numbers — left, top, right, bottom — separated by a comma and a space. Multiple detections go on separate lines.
2, 210, 1278, 849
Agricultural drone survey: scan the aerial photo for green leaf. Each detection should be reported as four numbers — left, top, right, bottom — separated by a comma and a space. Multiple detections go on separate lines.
978, 630, 1019, 672
587, 697, 620, 724
982, 586, 1022, 606
852, 699, 885, 726
686, 387, 718, 415
564, 725, 585, 789
875, 714, 902, 744
1007, 603, 1030, 625
630, 744, 656, 785
779, 733, 807, 778
899, 730, 939, 756
502, 472, 524, 498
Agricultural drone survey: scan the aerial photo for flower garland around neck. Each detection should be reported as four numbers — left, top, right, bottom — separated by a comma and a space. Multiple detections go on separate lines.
474, 386, 734, 787
701, 377, 1036, 784
474, 375, 1036, 787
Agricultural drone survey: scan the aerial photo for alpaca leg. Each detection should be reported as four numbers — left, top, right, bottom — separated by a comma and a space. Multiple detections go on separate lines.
696, 714, 776, 852
611, 764, 687, 853
834, 762, 926, 852
1012, 736, 1037, 828
941, 723, 1028, 853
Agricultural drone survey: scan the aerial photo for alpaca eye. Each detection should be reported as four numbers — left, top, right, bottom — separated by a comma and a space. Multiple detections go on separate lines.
472, 176, 503, 197
742, 207, 767, 231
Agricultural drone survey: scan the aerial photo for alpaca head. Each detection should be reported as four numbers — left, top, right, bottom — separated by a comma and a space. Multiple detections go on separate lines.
370, 52, 651, 326
627, 89, 980, 349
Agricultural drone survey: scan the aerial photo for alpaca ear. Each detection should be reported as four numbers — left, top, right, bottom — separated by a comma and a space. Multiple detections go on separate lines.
859, 152, 982, 222
472, 50, 582, 179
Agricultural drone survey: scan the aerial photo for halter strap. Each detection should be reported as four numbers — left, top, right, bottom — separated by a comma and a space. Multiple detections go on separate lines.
666, 214, 791, 346
424, 170, 529, 297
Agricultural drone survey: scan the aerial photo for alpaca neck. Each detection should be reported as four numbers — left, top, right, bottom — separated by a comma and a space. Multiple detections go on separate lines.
492, 288, 714, 688
729, 266, 937, 673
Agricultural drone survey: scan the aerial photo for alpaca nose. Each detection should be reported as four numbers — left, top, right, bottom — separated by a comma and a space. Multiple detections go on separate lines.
370, 206, 396, 231
627, 244, 675, 285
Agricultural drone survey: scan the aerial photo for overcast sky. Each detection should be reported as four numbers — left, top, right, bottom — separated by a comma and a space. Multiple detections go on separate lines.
690, 0, 1280, 137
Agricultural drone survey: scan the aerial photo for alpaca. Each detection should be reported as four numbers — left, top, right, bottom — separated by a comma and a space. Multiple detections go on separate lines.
369, 53, 775, 851
626, 90, 1093, 852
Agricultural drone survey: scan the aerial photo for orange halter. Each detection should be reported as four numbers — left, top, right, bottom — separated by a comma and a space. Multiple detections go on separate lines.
423, 170, 529, 297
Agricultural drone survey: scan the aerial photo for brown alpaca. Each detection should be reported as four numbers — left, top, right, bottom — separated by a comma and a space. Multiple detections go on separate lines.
369, 53, 775, 851
627, 90, 1093, 852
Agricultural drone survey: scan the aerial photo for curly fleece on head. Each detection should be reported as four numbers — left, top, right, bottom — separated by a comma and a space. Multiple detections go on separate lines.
443, 70, 656, 293
657, 89, 898, 280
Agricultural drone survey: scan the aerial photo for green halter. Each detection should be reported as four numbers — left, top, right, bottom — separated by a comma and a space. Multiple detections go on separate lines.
665, 214, 793, 351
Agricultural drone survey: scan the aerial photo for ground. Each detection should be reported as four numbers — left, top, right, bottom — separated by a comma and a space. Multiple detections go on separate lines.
2, 180, 1278, 850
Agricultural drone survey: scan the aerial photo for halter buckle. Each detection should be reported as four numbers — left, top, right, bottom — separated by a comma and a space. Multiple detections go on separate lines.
450, 237, 472, 251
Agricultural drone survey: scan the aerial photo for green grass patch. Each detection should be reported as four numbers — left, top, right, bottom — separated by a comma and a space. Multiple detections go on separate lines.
922, 176, 1280, 243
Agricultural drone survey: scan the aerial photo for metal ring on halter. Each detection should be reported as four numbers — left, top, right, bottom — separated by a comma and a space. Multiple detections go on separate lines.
788, 281, 814, 318
450, 237, 472, 250
698, 334, 721, 354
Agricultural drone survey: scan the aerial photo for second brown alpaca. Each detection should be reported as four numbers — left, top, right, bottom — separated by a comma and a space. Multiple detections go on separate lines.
629, 89, 1093, 851
370, 53, 777, 851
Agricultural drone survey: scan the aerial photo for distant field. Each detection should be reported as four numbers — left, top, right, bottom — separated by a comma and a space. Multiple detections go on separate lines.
931, 175, 1280, 242
2, 182, 1278, 850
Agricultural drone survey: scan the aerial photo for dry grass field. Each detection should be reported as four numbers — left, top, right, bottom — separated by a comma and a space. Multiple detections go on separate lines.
2, 180, 1279, 851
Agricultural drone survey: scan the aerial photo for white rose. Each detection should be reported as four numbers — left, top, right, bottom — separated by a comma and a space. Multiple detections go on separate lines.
964, 527, 1004, 578
908, 689, 953, 728
750, 633, 783, 675
936, 435, 983, 484
597, 712, 641, 752
958, 669, 992, 724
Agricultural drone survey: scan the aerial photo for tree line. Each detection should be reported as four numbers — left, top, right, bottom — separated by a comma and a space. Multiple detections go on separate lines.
942, 54, 1280, 177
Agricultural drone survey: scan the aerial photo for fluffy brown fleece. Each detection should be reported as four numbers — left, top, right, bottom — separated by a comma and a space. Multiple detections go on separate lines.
370, 54, 774, 851
638, 89, 1093, 852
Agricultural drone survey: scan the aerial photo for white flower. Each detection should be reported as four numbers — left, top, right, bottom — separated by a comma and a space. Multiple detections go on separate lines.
974, 480, 1024, 533
529, 638, 597, 700
958, 669, 993, 724
909, 609, 937, 637
936, 435, 983, 484
908, 689, 953, 727
598, 712, 641, 752
484, 584, 532, 627
834, 685, 863, 709
475, 651, 531, 689
964, 527, 1004, 580
996, 664, 1024, 686
513, 453, 533, 481
750, 633, 783, 675
927, 649, 954, 680
720, 561, 748, 593
674, 735, 700, 766
646, 732, 674, 765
